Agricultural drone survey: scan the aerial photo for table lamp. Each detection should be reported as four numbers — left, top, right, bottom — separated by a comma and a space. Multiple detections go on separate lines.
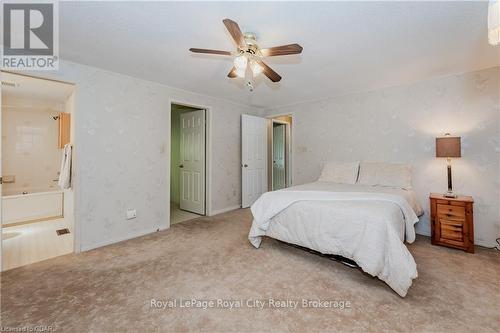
436, 133, 461, 198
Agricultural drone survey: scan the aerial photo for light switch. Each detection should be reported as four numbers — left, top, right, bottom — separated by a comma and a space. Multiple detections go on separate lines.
2, 175, 15, 183
126, 209, 137, 220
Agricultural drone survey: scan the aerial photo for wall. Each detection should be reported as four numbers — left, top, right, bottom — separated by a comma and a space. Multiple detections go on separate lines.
15, 60, 260, 251
1, 97, 63, 195
265, 66, 500, 247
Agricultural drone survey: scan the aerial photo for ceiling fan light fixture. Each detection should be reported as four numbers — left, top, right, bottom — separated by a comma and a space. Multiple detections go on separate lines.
189, 18, 302, 85
234, 54, 248, 70
235, 68, 246, 78
250, 61, 263, 75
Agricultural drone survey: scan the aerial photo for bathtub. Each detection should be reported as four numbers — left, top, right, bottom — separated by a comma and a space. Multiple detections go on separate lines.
2, 189, 64, 226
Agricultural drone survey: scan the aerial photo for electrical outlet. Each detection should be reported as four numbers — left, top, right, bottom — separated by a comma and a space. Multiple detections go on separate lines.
126, 209, 137, 220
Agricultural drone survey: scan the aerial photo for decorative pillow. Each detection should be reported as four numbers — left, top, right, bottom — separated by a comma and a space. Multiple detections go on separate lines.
357, 162, 412, 189
318, 161, 360, 184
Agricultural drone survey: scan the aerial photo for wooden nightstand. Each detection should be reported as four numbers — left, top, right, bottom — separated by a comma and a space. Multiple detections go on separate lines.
430, 193, 474, 253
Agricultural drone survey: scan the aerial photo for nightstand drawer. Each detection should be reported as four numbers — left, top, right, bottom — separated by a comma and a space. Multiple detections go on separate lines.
436, 204, 465, 221
439, 219, 464, 242
435, 199, 466, 207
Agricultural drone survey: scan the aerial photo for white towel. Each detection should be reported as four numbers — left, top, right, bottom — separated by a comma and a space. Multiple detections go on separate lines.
58, 143, 72, 189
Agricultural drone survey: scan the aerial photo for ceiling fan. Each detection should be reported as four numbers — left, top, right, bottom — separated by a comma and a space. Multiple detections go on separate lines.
189, 18, 303, 91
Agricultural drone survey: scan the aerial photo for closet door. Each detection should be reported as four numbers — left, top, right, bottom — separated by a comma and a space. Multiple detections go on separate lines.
179, 110, 205, 215
241, 114, 267, 208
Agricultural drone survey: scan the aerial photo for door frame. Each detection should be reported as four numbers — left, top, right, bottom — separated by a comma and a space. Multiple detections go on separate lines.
168, 100, 212, 226
0, 71, 78, 272
267, 114, 293, 191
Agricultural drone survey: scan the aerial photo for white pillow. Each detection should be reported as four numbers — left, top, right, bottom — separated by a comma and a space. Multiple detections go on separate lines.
357, 162, 412, 189
318, 161, 360, 184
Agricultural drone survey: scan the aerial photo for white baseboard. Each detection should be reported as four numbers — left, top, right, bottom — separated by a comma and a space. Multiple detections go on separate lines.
80, 225, 168, 252
209, 205, 241, 216
79, 213, 496, 252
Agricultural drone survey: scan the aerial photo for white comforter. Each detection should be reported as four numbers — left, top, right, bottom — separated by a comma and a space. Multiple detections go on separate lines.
248, 182, 423, 297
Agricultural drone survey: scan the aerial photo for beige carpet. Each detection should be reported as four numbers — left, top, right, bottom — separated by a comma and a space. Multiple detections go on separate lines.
1, 209, 499, 332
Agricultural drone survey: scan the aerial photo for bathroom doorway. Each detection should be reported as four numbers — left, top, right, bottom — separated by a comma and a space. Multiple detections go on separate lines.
170, 103, 207, 225
1, 72, 76, 271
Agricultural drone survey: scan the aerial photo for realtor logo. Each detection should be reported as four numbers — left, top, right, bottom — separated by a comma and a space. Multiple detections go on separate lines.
1, 0, 59, 70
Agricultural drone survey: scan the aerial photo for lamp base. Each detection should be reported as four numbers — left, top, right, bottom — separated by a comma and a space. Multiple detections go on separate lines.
444, 162, 457, 198
443, 191, 457, 198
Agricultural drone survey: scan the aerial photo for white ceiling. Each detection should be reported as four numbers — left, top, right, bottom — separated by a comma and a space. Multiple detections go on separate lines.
2, 72, 74, 106
60, 1, 499, 108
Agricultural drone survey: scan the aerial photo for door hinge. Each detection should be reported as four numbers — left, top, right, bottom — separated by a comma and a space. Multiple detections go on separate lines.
0, 177, 3, 184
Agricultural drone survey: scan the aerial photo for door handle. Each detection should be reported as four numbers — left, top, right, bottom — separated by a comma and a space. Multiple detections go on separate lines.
243, 164, 248, 168
179, 164, 184, 168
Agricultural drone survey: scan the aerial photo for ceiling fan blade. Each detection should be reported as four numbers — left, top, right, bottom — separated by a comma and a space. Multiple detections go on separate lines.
223, 18, 246, 49
255, 60, 282, 82
260, 44, 303, 57
189, 48, 232, 56
227, 67, 238, 78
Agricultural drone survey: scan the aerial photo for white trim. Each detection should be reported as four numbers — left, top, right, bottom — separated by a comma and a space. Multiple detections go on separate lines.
209, 205, 241, 216
266, 111, 296, 119
168, 99, 213, 228
271, 119, 289, 126
80, 226, 167, 252
72, 90, 80, 253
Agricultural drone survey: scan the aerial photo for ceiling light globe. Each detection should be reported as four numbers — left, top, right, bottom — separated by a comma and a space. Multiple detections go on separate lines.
251, 61, 263, 75
234, 55, 248, 70
235, 68, 246, 78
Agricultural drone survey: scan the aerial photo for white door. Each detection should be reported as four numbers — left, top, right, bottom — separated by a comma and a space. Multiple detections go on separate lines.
180, 110, 205, 215
272, 124, 286, 190
241, 114, 267, 208
0, 82, 2, 271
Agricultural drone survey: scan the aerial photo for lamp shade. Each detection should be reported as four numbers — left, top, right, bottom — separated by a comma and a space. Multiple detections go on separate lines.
436, 136, 461, 158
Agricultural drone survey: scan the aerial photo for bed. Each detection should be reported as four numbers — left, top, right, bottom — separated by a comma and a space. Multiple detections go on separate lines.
248, 162, 424, 297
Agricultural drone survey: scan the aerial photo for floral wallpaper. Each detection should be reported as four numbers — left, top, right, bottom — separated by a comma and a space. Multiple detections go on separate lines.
25, 60, 258, 251
266, 66, 500, 247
